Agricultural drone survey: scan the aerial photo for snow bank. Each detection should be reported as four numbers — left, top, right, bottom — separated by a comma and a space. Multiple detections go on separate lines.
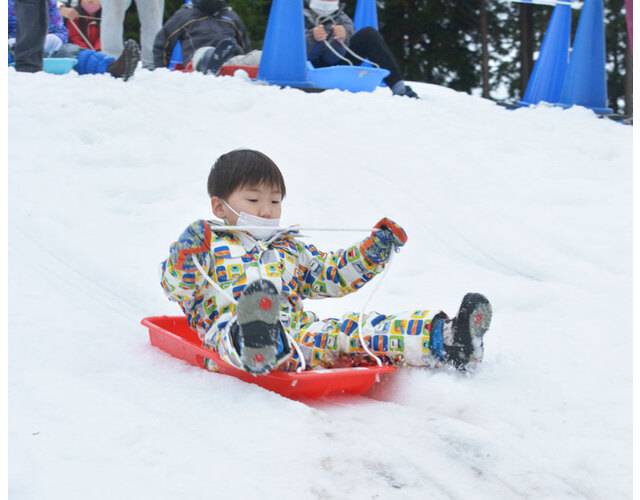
8, 68, 632, 499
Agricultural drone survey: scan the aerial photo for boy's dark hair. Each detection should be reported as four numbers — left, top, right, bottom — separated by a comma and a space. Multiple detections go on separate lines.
207, 149, 287, 199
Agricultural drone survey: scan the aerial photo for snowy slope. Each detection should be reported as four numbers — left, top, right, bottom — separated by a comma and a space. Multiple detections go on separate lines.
8, 68, 632, 500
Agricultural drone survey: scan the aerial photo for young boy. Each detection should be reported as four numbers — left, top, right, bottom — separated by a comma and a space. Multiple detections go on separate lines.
160, 149, 492, 375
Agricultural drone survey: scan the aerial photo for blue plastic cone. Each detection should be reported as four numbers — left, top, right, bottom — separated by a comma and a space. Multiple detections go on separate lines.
168, 0, 191, 69
257, 0, 311, 87
354, 0, 379, 31
519, 4, 571, 106
557, 0, 612, 114
168, 41, 183, 69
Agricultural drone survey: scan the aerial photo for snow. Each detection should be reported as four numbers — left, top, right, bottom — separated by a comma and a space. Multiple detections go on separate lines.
8, 67, 633, 499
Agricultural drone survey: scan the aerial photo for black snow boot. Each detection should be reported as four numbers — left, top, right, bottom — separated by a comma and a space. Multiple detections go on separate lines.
230, 279, 284, 375
107, 39, 140, 81
444, 293, 492, 370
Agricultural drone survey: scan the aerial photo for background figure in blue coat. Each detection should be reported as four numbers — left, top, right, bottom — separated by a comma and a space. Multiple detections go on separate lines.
305, 0, 419, 98
8, 0, 140, 80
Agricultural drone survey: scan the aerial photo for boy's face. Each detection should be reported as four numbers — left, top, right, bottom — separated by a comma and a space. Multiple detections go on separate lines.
211, 183, 283, 224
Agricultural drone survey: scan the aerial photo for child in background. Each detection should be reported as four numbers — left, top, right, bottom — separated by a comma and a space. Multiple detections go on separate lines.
59, 0, 102, 51
305, 0, 419, 98
152, 0, 254, 74
160, 149, 491, 375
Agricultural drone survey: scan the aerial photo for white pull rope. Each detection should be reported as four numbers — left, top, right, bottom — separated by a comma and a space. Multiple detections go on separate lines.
356, 255, 393, 367
193, 256, 306, 372
193, 257, 237, 306
322, 39, 353, 65
211, 224, 372, 233
285, 331, 306, 373
192, 230, 395, 372
337, 40, 381, 68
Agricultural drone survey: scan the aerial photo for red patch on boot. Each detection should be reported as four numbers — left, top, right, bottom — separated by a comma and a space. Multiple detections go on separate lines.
259, 297, 272, 310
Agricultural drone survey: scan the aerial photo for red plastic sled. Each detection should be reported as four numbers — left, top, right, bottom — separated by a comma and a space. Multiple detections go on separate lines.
141, 316, 396, 400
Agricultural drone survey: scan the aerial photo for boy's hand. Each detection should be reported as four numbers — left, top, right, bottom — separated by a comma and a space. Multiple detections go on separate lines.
360, 218, 407, 264
374, 217, 408, 247
332, 25, 347, 42
313, 25, 328, 41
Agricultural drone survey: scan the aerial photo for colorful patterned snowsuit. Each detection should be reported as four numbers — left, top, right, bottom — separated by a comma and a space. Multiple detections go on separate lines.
160, 220, 443, 371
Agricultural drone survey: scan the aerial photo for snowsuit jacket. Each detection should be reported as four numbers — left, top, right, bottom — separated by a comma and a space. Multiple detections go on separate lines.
304, 8, 355, 67
8, 0, 68, 43
66, 6, 101, 50
152, 5, 251, 69
160, 220, 385, 340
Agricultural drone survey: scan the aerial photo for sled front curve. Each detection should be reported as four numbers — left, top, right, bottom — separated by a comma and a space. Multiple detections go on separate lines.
141, 316, 395, 400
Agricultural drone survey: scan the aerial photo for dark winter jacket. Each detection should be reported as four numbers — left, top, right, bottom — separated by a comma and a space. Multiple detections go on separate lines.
152, 5, 251, 69
304, 8, 355, 67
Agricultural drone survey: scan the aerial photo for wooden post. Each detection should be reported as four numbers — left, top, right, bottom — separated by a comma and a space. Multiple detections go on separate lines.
519, 3, 534, 96
480, 0, 490, 98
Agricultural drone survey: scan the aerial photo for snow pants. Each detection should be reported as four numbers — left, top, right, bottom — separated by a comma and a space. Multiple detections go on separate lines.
208, 309, 444, 372
101, 0, 163, 67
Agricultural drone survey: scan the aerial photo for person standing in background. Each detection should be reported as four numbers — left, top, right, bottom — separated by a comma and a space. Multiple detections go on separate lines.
12, 0, 53, 72
101, 0, 163, 68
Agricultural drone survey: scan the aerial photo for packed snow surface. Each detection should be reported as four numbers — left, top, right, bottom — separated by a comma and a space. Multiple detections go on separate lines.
8, 68, 632, 500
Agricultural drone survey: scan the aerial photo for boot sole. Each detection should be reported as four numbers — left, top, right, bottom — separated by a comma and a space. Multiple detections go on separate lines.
236, 280, 280, 374
450, 293, 492, 368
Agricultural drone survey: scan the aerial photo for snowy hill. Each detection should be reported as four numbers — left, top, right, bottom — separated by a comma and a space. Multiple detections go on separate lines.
8, 68, 632, 500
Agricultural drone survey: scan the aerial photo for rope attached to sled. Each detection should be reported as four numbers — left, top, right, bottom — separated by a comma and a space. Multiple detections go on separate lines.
193, 255, 307, 372
194, 226, 393, 371
210, 224, 372, 234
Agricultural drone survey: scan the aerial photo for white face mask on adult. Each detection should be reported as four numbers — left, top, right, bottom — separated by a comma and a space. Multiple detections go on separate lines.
309, 0, 339, 17
223, 200, 281, 241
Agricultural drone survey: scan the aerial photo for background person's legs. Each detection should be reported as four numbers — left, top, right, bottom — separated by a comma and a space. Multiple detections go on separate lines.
134, 0, 164, 68
14, 0, 48, 72
100, 0, 131, 59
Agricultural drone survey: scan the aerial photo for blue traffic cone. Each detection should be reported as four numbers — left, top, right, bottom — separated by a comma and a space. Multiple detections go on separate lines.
557, 0, 612, 114
168, 41, 183, 69
354, 0, 379, 31
257, 0, 311, 87
168, 0, 191, 69
519, 4, 571, 106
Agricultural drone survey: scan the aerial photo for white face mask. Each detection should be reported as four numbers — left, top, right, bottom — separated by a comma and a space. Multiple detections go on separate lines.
310, 0, 339, 17
223, 200, 281, 241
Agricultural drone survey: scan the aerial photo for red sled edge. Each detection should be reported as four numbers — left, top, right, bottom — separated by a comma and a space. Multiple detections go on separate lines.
218, 65, 259, 79
141, 316, 395, 400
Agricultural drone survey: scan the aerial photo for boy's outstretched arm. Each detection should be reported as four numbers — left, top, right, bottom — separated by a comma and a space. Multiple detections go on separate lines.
297, 218, 407, 300
160, 220, 213, 305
